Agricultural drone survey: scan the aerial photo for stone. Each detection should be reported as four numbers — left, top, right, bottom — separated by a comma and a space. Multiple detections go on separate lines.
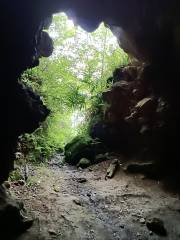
105, 159, 119, 179
77, 158, 91, 169
125, 162, 159, 179
149, 231, 153, 236
135, 97, 157, 118
103, 81, 133, 122
122, 65, 138, 82
53, 186, 60, 192
139, 218, 146, 224
146, 218, 167, 236
64, 136, 94, 165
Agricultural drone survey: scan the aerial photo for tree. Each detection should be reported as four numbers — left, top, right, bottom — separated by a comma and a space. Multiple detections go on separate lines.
20, 13, 129, 162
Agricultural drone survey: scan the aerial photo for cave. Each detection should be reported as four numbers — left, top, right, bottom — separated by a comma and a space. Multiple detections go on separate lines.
2, 0, 180, 239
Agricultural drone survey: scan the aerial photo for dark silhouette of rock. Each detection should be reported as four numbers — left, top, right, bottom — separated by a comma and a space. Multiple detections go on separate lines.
0, 186, 33, 237
146, 218, 167, 236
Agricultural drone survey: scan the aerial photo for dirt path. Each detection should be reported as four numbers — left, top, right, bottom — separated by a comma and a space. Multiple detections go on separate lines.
10, 155, 180, 240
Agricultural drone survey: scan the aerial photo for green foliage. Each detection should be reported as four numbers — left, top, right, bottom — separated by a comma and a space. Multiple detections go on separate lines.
9, 169, 23, 182
20, 13, 129, 163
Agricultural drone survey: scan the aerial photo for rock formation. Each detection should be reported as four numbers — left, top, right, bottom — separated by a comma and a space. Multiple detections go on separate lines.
1, 0, 180, 236
2, 0, 180, 183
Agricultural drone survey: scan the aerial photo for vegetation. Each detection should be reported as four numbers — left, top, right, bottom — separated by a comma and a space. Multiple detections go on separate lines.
19, 13, 129, 163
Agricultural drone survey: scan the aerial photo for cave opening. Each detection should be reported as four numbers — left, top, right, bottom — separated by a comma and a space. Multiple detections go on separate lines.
18, 12, 129, 164
2, 1, 180, 239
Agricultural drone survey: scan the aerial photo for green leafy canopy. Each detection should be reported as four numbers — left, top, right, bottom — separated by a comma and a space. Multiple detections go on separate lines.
20, 13, 129, 162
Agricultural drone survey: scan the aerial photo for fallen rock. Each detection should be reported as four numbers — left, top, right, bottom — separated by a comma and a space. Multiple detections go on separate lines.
139, 217, 146, 224
146, 217, 167, 236
125, 162, 159, 179
77, 158, 91, 169
105, 159, 119, 180
53, 186, 60, 192
135, 97, 157, 117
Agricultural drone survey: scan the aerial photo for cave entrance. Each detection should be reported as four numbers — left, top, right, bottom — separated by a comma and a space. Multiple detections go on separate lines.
7, 7, 180, 240
19, 12, 128, 163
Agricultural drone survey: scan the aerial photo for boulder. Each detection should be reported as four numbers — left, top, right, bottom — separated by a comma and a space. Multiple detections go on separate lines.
122, 65, 139, 82
135, 97, 157, 118
125, 162, 160, 179
103, 81, 133, 123
0, 186, 33, 237
65, 136, 106, 165
77, 158, 91, 169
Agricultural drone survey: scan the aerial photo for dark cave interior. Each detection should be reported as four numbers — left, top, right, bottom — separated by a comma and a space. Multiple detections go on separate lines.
2, 0, 180, 238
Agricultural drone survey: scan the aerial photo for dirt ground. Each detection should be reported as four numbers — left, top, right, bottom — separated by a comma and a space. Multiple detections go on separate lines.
10, 154, 180, 240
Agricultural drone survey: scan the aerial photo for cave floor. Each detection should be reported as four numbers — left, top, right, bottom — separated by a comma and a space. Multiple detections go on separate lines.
10, 155, 180, 240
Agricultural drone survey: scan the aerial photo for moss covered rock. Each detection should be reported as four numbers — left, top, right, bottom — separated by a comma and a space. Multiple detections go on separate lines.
77, 158, 91, 169
64, 136, 94, 165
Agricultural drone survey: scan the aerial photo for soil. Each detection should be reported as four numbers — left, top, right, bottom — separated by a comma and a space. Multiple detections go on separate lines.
9, 154, 180, 240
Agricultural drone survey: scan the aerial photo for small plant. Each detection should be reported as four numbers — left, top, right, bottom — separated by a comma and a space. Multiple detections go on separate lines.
9, 169, 24, 182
